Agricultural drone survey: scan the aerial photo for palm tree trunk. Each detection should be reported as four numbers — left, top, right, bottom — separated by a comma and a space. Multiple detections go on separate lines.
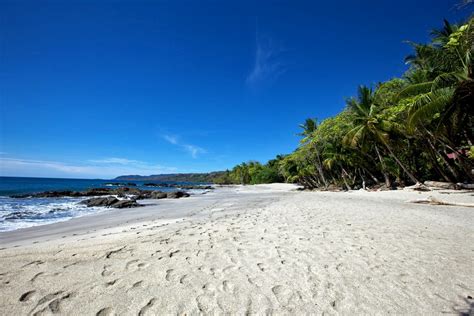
363, 167, 379, 184
358, 168, 366, 189
383, 142, 419, 184
426, 138, 456, 182
310, 174, 321, 188
314, 147, 328, 188
375, 145, 391, 187
340, 166, 351, 190
423, 128, 462, 181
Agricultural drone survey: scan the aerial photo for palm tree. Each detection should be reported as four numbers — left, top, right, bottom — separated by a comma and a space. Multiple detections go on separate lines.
298, 118, 329, 187
397, 19, 474, 182
401, 21, 472, 129
298, 118, 317, 142
344, 85, 419, 184
431, 19, 459, 47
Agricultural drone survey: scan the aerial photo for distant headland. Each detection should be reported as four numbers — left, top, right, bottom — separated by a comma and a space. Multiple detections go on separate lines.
114, 172, 225, 183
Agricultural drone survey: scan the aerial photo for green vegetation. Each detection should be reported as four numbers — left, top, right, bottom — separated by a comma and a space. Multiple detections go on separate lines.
115, 172, 226, 183
213, 157, 285, 185
220, 17, 473, 189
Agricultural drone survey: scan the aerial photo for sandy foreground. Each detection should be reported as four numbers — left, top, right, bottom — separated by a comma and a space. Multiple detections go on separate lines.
0, 184, 473, 315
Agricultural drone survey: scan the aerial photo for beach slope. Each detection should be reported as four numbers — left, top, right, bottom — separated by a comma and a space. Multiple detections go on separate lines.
0, 184, 473, 314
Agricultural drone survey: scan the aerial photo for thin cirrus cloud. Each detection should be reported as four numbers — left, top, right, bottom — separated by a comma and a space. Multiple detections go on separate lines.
246, 29, 287, 90
0, 156, 176, 179
88, 157, 144, 165
162, 134, 206, 158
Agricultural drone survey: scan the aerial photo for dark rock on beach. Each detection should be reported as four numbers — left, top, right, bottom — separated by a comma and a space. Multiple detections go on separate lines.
110, 199, 141, 208
151, 191, 168, 199
80, 197, 141, 208
80, 197, 120, 207
167, 191, 190, 199
11, 186, 192, 209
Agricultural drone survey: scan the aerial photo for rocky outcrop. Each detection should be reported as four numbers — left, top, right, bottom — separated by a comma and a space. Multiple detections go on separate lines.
151, 191, 168, 199
80, 197, 120, 207
167, 191, 190, 199
110, 199, 141, 208
12, 187, 192, 205
80, 197, 141, 208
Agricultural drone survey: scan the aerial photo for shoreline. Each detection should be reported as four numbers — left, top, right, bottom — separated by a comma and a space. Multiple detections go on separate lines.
0, 184, 473, 314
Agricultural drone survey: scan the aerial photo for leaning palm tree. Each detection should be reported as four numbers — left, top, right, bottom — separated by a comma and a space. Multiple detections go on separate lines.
400, 19, 474, 182
400, 19, 472, 130
344, 85, 419, 184
297, 118, 329, 187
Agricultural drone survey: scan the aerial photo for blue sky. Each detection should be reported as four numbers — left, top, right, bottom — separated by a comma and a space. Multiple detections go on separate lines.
0, 0, 469, 179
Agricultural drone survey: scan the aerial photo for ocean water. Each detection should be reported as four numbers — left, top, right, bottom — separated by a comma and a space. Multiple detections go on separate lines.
0, 176, 202, 232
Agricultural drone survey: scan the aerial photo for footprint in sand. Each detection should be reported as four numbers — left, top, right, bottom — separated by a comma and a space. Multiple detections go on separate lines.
202, 282, 217, 292
63, 262, 79, 269
196, 294, 217, 314
47, 293, 72, 313
179, 274, 190, 285
131, 280, 144, 289
37, 291, 64, 305
30, 272, 44, 283
32, 292, 73, 315
125, 259, 139, 270
19, 290, 36, 302
165, 269, 178, 282
222, 280, 234, 293
22, 260, 44, 268
105, 279, 119, 287
96, 307, 113, 316
101, 265, 113, 277
272, 285, 295, 306
138, 298, 157, 316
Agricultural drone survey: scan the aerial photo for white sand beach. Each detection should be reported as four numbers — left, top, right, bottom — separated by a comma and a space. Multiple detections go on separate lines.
0, 184, 473, 315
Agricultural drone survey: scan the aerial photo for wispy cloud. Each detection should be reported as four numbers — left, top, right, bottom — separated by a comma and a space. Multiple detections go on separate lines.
246, 28, 286, 90
183, 144, 206, 158
162, 134, 206, 158
88, 157, 142, 165
162, 135, 178, 145
0, 156, 176, 179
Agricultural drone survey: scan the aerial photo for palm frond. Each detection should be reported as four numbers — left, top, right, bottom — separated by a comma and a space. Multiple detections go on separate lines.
408, 87, 455, 128
431, 71, 467, 90
398, 81, 434, 99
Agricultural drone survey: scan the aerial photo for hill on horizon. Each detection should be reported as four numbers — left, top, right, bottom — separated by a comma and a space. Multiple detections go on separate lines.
114, 172, 225, 183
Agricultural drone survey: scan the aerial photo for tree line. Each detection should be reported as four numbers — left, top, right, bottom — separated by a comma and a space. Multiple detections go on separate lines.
214, 17, 473, 189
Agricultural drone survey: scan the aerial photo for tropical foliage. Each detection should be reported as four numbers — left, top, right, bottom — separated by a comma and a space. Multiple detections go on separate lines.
215, 17, 473, 189
213, 158, 285, 185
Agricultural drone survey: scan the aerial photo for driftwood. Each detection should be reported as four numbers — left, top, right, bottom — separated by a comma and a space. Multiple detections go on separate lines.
409, 196, 474, 208
423, 181, 457, 190
405, 183, 431, 191
457, 183, 474, 190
